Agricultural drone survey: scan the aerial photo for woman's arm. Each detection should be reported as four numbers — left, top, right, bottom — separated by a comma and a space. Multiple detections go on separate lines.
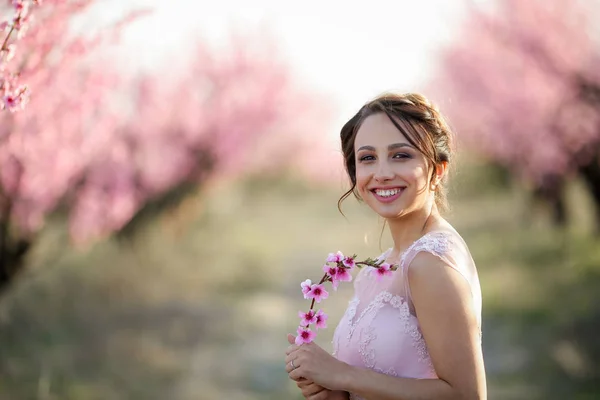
338, 252, 486, 400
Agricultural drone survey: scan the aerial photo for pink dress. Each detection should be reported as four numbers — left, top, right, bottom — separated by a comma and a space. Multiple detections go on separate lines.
332, 231, 482, 400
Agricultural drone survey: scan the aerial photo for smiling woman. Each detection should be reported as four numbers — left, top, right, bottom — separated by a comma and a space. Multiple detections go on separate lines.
339, 93, 453, 216
285, 93, 486, 400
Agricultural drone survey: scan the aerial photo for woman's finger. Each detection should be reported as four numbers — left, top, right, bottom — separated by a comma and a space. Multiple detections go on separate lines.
289, 366, 305, 381
284, 353, 298, 366
309, 391, 331, 400
287, 333, 296, 345
286, 344, 299, 355
285, 360, 296, 374
300, 381, 325, 397
296, 378, 310, 388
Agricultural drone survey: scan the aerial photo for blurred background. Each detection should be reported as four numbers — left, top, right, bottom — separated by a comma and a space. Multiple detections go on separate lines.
0, 0, 599, 399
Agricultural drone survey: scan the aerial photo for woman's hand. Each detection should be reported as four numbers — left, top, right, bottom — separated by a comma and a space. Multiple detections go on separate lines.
286, 335, 330, 399
296, 378, 330, 399
285, 333, 351, 391
296, 378, 349, 400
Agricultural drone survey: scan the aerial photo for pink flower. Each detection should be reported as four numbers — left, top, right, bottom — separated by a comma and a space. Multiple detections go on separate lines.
342, 256, 356, 269
323, 264, 351, 290
336, 267, 352, 283
1, 45, 16, 62
306, 283, 329, 303
3, 94, 19, 111
298, 310, 317, 326
300, 279, 312, 299
13, 0, 25, 9
315, 309, 328, 329
331, 278, 340, 290
296, 326, 316, 345
322, 264, 340, 284
323, 263, 336, 275
326, 251, 344, 263
2, 85, 28, 112
13, 13, 33, 37
13, 1, 29, 17
375, 262, 393, 280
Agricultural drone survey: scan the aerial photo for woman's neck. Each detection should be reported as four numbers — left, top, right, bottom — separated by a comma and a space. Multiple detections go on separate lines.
386, 203, 443, 256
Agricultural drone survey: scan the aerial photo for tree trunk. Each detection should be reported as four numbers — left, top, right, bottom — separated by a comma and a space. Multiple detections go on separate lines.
0, 238, 30, 293
579, 156, 600, 235
530, 174, 568, 227
0, 194, 31, 294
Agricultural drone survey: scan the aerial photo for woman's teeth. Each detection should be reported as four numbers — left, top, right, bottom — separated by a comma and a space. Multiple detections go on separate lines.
374, 188, 402, 197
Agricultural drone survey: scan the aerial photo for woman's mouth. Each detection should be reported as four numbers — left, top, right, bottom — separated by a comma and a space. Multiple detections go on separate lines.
371, 187, 404, 203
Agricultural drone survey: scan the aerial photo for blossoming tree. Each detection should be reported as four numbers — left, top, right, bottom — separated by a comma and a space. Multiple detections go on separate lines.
1, 0, 145, 288
433, 0, 600, 229
0, 2, 330, 291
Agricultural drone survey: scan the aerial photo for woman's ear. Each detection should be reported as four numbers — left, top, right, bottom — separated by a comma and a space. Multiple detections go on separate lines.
431, 161, 448, 189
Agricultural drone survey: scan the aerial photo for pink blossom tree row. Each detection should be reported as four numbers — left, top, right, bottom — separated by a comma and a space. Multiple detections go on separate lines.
0, 1, 331, 291
433, 0, 600, 229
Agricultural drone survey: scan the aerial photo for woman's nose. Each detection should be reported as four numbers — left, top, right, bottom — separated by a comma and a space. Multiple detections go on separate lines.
374, 161, 394, 182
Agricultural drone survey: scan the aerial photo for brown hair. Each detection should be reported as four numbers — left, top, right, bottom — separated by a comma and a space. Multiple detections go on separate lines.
338, 92, 455, 213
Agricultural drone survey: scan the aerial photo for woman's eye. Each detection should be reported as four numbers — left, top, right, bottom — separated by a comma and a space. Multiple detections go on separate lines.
393, 153, 410, 159
359, 155, 375, 162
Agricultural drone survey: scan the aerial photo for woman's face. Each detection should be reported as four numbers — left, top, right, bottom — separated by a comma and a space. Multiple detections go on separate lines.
354, 113, 435, 220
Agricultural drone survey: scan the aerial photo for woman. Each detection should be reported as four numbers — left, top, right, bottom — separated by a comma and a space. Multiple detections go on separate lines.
284, 93, 486, 400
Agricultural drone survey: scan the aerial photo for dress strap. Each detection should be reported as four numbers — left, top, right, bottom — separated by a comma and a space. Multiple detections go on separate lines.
401, 231, 455, 309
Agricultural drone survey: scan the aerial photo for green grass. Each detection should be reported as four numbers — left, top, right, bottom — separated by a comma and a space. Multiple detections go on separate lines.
0, 162, 598, 400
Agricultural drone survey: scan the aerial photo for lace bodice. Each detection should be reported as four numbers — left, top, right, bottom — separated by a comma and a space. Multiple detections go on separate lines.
331, 231, 482, 400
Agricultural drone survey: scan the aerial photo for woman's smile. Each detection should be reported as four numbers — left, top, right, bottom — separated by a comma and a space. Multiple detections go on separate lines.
370, 186, 405, 203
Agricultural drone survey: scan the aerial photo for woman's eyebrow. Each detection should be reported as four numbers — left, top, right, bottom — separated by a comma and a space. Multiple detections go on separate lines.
356, 143, 413, 152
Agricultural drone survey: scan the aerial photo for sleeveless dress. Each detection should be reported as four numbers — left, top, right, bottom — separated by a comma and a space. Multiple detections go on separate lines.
331, 231, 482, 400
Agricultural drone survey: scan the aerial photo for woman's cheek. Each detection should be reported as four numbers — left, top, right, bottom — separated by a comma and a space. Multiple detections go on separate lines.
356, 181, 367, 196
354, 168, 364, 182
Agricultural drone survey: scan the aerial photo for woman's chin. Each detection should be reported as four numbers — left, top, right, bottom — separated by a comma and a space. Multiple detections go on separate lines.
379, 210, 406, 220
366, 202, 407, 219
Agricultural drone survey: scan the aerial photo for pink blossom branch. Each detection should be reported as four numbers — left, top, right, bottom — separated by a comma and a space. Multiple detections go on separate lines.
305, 259, 394, 311
1, 0, 40, 112
295, 253, 398, 345
1, 20, 16, 52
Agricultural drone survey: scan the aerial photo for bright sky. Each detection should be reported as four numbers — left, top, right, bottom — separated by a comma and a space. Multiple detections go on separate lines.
106, 0, 467, 125
83, 0, 472, 181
